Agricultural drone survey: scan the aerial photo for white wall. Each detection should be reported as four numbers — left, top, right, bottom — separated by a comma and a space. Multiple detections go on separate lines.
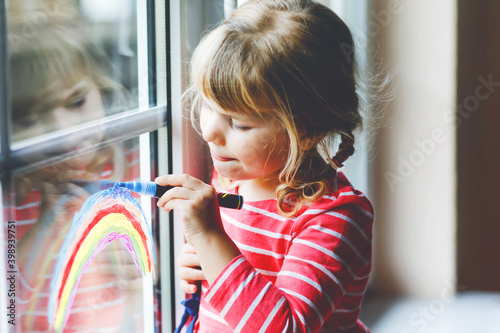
370, 0, 457, 296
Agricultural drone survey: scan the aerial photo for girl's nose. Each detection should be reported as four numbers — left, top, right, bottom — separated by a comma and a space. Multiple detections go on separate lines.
202, 113, 226, 146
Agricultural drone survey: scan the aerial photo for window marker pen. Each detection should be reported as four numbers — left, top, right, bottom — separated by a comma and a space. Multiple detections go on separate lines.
117, 181, 244, 210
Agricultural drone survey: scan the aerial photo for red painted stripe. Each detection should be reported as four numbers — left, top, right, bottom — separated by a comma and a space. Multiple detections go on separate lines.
57, 204, 151, 305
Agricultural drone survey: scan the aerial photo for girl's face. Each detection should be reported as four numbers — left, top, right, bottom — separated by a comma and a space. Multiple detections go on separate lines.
200, 100, 289, 185
13, 79, 104, 140
13, 79, 105, 171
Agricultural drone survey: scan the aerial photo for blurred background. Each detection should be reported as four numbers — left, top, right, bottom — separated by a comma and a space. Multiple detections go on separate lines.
350, 0, 500, 332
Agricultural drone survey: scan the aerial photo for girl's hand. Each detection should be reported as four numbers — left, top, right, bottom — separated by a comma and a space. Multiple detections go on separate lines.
16, 171, 96, 284
156, 174, 242, 285
177, 242, 206, 294
155, 174, 224, 244
38, 170, 97, 232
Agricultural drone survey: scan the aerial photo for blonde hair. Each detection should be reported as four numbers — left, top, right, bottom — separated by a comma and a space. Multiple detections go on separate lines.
185, 0, 362, 216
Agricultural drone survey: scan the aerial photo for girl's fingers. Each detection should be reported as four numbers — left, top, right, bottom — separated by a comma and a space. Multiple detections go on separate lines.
178, 242, 201, 265
157, 186, 217, 216
177, 242, 206, 292
156, 173, 221, 241
180, 280, 198, 294
156, 186, 193, 208
155, 174, 204, 191
64, 182, 91, 198
178, 266, 206, 282
181, 242, 197, 254
178, 252, 202, 268
156, 174, 216, 197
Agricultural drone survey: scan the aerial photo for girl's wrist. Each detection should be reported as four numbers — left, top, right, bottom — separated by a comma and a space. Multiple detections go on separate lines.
189, 230, 241, 284
188, 228, 232, 255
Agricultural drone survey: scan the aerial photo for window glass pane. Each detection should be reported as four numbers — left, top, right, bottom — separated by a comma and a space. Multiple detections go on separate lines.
2, 138, 159, 332
8, 0, 138, 143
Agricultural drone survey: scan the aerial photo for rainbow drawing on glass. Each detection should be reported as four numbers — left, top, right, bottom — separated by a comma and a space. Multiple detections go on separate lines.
48, 185, 155, 333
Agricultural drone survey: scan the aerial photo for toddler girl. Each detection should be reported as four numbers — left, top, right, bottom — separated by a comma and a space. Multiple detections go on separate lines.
157, 0, 373, 331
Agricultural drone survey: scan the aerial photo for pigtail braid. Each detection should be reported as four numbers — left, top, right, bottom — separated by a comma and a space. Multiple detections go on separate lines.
328, 132, 355, 170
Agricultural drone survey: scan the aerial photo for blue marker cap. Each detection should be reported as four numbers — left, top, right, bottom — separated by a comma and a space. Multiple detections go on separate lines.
117, 182, 158, 197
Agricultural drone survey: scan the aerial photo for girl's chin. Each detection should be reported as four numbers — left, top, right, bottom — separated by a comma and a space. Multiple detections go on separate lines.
213, 165, 241, 181
214, 166, 262, 184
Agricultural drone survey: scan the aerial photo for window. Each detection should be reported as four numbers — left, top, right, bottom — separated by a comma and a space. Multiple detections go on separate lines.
168, 0, 226, 324
1, 0, 171, 332
327, 0, 371, 196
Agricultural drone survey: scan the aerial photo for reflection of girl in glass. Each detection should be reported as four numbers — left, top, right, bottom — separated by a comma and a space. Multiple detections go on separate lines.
7, 17, 146, 333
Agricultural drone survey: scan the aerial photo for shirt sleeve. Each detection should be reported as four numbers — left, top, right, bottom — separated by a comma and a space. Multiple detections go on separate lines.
203, 196, 373, 333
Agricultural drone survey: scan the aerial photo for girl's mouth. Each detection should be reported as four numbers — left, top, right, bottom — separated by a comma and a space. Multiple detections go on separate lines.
211, 152, 235, 162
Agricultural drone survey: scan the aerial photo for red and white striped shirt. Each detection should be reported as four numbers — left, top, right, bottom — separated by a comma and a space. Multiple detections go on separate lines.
195, 170, 373, 332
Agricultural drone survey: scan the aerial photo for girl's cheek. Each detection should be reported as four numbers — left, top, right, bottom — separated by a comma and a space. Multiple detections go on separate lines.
82, 89, 105, 120
237, 139, 262, 160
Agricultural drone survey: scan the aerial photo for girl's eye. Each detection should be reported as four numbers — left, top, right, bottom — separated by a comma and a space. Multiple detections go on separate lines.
225, 115, 252, 131
66, 96, 87, 109
230, 120, 251, 131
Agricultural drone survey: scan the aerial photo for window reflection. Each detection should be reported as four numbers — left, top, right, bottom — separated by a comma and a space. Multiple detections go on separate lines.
5, 138, 148, 332
3, 1, 153, 332
9, 0, 138, 143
